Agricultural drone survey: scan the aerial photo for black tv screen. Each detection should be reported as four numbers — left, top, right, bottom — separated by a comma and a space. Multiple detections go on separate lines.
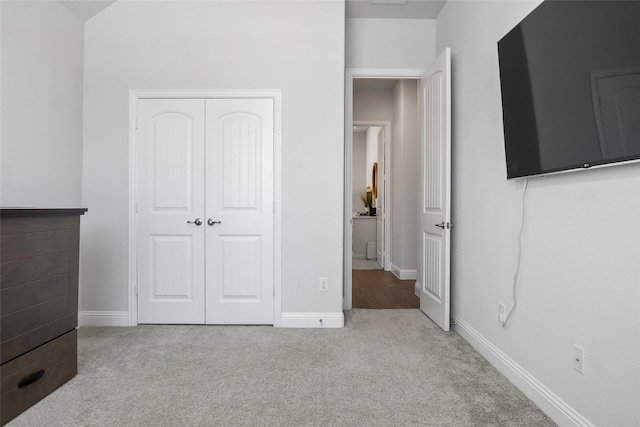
498, 0, 640, 179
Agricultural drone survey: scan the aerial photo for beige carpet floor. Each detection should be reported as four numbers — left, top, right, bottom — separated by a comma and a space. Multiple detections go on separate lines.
7, 309, 555, 427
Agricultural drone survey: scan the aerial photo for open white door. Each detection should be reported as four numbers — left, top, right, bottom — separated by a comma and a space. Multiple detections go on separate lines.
418, 48, 452, 331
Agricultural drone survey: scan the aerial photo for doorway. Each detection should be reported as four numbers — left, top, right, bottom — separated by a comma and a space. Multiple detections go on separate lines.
345, 49, 452, 329
352, 121, 389, 270
345, 74, 421, 310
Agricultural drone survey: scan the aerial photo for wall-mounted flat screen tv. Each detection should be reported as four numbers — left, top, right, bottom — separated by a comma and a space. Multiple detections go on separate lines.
498, 0, 640, 179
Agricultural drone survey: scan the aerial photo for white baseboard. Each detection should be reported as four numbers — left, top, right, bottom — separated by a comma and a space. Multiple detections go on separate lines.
391, 264, 417, 280
78, 311, 130, 327
414, 282, 421, 297
452, 314, 594, 427
78, 311, 344, 328
280, 312, 344, 328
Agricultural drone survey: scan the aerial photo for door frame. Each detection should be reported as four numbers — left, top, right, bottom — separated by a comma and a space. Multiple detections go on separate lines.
352, 120, 391, 271
128, 90, 283, 326
344, 69, 424, 310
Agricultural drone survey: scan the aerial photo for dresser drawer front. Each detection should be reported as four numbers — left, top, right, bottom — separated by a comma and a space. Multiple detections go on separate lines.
1, 216, 79, 365
1, 330, 77, 425
1, 252, 70, 290
1, 273, 70, 315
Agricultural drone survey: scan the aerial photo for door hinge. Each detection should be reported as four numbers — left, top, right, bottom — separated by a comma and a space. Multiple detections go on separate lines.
273, 286, 275, 297
273, 201, 275, 213
135, 201, 139, 213
134, 258, 139, 296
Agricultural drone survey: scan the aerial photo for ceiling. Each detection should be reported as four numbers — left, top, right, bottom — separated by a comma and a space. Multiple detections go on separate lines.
60, 0, 446, 22
353, 78, 400, 91
59, 0, 116, 21
346, 0, 446, 19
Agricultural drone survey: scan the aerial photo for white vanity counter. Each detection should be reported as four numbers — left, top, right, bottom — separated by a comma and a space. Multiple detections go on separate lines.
352, 215, 376, 259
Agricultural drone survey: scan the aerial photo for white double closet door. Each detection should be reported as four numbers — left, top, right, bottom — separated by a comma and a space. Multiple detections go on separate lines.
136, 98, 274, 325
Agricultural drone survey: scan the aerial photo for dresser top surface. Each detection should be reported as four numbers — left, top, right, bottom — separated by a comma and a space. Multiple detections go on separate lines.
0, 208, 87, 218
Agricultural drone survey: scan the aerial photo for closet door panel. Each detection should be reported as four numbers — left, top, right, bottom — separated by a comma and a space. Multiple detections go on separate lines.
136, 99, 206, 324
205, 99, 274, 325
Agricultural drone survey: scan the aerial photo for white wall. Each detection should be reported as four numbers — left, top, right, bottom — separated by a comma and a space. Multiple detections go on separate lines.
392, 80, 418, 275
353, 89, 395, 122
80, 1, 345, 317
0, 1, 84, 207
437, 2, 640, 425
346, 18, 436, 69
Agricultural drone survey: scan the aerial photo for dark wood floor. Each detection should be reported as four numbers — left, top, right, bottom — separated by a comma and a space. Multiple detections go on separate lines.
352, 269, 420, 309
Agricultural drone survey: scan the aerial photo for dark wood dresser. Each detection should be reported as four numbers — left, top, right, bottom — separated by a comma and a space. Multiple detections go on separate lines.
0, 208, 87, 425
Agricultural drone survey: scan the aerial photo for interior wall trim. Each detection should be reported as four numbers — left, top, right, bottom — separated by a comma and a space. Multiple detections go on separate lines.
344, 68, 425, 311
452, 314, 594, 427
352, 120, 392, 272
280, 312, 344, 328
79, 311, 129, 327
391, 264, 417, 281
128, 89, 283, 327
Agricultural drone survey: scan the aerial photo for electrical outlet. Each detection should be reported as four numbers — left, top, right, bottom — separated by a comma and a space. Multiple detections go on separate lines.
574, 345, 585, 374
319, 277, 328, 292
498, 303, 506, 325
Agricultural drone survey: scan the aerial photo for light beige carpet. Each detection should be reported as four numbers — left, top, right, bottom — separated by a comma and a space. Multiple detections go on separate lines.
7, 310, 555, 427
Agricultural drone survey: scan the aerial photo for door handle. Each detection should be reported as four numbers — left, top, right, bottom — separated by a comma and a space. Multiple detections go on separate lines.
187, 218, 203, 226
18, 370, 45, 388
435, 222, 453, 229
207, 219, 222, 226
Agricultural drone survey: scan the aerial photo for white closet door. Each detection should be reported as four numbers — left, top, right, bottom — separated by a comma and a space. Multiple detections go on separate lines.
205, 99, 274, 324
137, 99, 206, 324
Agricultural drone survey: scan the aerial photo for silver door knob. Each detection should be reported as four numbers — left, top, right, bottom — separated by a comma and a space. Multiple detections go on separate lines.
434, 222, 453, 229
207, 219, 222, 226
187, 218, 203, 226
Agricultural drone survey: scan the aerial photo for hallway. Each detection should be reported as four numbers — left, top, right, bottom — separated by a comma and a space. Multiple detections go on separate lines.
352, 269, 419, 309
